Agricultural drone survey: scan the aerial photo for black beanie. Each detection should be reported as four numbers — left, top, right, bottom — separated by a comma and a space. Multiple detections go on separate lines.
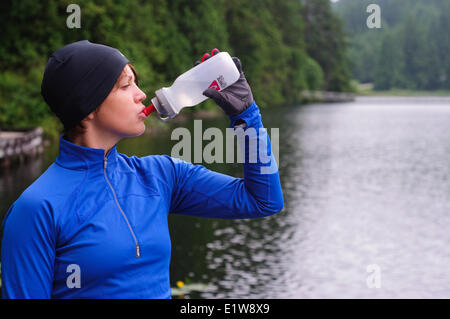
41, 40, 129, 129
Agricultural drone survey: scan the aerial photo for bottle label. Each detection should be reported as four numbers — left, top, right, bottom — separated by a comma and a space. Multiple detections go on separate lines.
208, 80, 220, 91
208, 75, 228, 91
217, 75, 227, 88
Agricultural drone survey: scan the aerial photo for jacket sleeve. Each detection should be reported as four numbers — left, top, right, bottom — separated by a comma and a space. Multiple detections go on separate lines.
1, 195, 56, 299
168, 101, 284, 219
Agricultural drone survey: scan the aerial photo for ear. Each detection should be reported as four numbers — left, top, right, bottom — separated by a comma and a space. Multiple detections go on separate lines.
80, 110, 97, 127
85, 112, 96, 121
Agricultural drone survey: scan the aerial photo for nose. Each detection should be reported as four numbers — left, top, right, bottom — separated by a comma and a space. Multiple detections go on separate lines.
135, 87, 147, 103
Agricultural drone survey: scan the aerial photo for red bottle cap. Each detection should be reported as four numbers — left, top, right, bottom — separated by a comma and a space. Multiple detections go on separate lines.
143, 104, 156, 116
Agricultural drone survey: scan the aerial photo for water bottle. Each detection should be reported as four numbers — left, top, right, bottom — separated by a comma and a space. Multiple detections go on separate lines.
143, 51, 240, 121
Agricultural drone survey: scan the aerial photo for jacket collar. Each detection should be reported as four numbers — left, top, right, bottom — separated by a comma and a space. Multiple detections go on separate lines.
55, 135, 118, 171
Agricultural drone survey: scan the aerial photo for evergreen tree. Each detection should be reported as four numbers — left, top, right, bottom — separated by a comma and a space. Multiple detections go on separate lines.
374, 30, 404, 90
302, 0, 351, 91
334, 0, 449, 91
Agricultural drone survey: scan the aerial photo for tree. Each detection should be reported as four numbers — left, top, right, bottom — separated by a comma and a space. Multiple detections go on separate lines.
334, 0, 449, 91
302, 0, 351, 91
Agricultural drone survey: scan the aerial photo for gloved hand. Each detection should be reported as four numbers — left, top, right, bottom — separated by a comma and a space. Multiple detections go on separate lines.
195, 49, 254, 117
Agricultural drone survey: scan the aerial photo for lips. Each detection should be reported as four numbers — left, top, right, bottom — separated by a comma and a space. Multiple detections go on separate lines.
138, 107, 147, 119
138, 104, 155, 118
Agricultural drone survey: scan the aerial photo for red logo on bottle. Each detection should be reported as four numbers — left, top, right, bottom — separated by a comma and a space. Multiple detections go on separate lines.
208, 80, 220, 91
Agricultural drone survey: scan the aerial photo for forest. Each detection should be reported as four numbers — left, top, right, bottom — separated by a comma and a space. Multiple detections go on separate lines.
333, 0, 450, 91
0, 0, 351, 138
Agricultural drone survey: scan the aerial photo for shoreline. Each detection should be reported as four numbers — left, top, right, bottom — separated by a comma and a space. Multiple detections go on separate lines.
355, 86, 450, 97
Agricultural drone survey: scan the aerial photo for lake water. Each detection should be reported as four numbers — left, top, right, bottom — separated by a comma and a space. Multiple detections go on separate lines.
1, 96, 450, 298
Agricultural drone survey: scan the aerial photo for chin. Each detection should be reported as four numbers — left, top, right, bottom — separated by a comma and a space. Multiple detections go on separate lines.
118, 122, 146, 138
134, 123, 147, 136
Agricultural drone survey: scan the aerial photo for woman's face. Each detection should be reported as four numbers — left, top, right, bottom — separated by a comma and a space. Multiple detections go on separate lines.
93, 64, 147, 138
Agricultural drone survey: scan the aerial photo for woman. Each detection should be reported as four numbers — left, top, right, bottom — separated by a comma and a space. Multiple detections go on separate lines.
1, 40, 283, 298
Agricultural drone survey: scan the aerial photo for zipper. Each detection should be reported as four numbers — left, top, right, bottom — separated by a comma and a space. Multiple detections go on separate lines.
103, 155, 141, 258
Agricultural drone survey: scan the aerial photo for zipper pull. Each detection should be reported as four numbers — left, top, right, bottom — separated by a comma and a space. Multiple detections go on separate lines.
136, 244, 141, 258
103, 156, 107, 169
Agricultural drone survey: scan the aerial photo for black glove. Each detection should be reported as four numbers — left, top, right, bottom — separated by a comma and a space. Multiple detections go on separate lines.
195, 49, 254, 117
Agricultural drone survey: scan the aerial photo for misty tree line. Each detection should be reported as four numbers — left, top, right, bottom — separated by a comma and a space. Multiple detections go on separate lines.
334, 0, 450, 90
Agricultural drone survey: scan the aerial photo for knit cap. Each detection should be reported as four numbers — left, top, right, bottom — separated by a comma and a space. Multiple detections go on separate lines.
41, 40, 129, 129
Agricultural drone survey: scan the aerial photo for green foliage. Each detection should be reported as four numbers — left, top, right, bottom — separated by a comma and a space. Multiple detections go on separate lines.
334, 0, 450, 91
0, 0, 350, 136
374, 28, 405, 90
0, 63, 49, 131
303, 0, 352, 92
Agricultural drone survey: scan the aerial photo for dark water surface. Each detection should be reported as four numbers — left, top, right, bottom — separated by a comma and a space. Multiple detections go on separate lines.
1, 96, 450, 298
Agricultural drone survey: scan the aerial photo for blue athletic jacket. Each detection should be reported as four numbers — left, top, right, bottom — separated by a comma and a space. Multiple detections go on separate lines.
1, 102, 283, 298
